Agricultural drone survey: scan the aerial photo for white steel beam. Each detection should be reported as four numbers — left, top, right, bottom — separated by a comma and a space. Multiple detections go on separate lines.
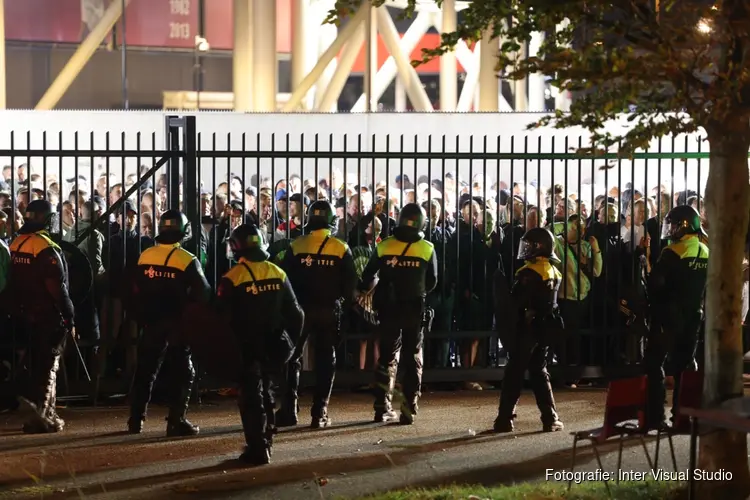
317, 23, 365, 111
291, 0, 309, 108
364, 4, 378, 111
233, 0, 253, 111
395, 76, 407, 111
513, 36, 528, 111
439, 0, 457, 111
283, 4, 368, 111
477, 29, 499, 111
375, 7, 433, 111
528, 31, 546, 111
350, 11, 430, 112
555, 19, 573, 111
36, 0, 130, 110
456, 45, 479, 112
313, 1, 338, 109
252, 0, 277, 111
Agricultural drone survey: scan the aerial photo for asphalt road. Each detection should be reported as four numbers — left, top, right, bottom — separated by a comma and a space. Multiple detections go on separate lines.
0, 389, 698, 499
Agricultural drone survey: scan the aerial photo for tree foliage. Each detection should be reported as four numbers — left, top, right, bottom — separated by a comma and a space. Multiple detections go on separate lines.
328, 0, 750, 153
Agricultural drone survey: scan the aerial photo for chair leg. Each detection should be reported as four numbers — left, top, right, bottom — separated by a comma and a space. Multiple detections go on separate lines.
591, 444, 612, 498
639, 435, 654, 471
667, 433, 677, 472
654, 429, 661, 470
617, 436, 624, 485
568, 436, 578, 491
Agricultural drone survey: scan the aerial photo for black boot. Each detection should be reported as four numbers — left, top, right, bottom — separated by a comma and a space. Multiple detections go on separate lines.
495, 389, 521, 433
166, 386, 199, 437
238, 446, 271, 466
493, 417, 515, 433
277, 363, 300, 427
373, 361, 398, 423
543, 420, 565, 432
399, 402, 418, 425
276, 402, 298, 428
166, 418, 199, 437
128, 417, 144, 434
530, 369, 563, 433
374, 408, 398, 423
310, 402, 331, 429
23, 356, 65, 434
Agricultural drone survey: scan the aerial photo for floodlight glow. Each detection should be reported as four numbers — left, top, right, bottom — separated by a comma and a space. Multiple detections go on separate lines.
195, 36, 210, 52
697, 19, 712, 33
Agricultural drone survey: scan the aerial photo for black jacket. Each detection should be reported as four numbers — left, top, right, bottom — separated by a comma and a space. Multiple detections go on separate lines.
360, 227, 438, 307
106, 229, 153, 297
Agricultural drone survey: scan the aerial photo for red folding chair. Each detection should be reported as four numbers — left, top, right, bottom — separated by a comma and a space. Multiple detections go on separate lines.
654, 370, 703, 471
569, 376, 653, 497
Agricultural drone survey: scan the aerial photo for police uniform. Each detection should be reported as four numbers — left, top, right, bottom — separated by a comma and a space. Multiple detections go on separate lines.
9, 200, 74, 433
645, 205, 708, 426
494, 227, 564, 433
279, 201, 357, 428
360, 203, 438, 424
217, 223, 304, 465
128, 210, 210, 437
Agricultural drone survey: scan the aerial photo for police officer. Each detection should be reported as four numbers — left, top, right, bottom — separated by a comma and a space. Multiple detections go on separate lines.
494, 227, 564, 433
277, 200, 357, 428
216, 222, 304, 465
645, 205, 708, 427
359, 203, 438, 424
128, 209, 210, 436
9, 200, 74, 433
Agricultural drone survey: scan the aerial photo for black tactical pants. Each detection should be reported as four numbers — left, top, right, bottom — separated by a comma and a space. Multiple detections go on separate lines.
497, 328, 559, 426
283, 307, 339, 419
239, 359, 276, 451
130, 322, 195, 423
374, 301, 423, 414
644, 311, 701, 425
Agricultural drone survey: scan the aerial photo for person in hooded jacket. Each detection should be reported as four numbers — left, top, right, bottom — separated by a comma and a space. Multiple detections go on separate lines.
277, 200, 357, 428
127, 210, 210, 437
103, 200, 153, 377
359, 203, 438, 424
9, 199, 74, 433
216, 222, 304, 465
493, 227, 565, 433
645, 205, 709, 428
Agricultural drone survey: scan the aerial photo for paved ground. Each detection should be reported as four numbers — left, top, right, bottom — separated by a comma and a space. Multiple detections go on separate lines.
0, 389, 696, 499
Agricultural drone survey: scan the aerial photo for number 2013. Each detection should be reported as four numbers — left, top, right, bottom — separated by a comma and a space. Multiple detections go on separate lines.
169, 22, 190, 39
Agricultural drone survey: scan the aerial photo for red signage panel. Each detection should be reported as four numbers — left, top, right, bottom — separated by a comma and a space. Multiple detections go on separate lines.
123, 0, 199, 48
205, 0, 292, 52
5, 0, 85, 43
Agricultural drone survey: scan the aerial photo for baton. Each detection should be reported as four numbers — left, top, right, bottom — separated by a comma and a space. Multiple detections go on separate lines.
68, 329, 92, 382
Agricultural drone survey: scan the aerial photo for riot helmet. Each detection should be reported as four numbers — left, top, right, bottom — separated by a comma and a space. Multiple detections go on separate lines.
229, 223, 269, 261
24, 199, 54, 230
305, 200, 336, 231
156, 209, 189, 244
517, 227, 558, 262
398, 203, 426, 233
661, 205, 706, 241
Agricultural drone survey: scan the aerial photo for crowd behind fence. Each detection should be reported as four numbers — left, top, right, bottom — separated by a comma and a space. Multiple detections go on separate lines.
0, 116, 735, 399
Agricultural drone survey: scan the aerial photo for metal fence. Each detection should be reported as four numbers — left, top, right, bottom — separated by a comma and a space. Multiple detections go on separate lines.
0, 114, 713, 400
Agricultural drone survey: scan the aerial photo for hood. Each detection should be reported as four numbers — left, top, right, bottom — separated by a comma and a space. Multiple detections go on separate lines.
393, 226, 423, 243
18, 222, 47, 235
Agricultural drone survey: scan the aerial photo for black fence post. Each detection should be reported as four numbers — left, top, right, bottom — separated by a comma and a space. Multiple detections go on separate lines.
165, 115, 182, 211
182, 116, 199, 256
